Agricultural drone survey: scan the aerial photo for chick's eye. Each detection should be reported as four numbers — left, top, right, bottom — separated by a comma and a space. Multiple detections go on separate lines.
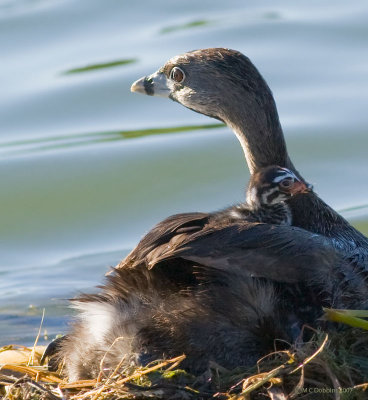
170, 67, 185, 83
280, 178, 293, 188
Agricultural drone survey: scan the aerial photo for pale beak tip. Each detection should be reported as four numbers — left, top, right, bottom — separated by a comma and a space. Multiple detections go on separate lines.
130, 77, 146, 94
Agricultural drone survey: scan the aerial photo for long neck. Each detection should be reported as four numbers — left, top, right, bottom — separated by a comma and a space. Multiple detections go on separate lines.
222, 80, 305, 182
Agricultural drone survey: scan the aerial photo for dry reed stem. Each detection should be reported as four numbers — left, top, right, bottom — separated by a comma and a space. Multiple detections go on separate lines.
96, 336, 127, 383
28, 309, 45, 366
238, 363, 290, 397
58, 354, 186, 397
290, 333, 328, 374
352, 382, 368, 391
0, 363, 64, 384
116, 354, 186, 385
58, 380, 97, 389
288, 366, 304, 399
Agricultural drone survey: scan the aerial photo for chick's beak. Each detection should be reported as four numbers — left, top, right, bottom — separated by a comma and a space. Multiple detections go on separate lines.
290, 181, 309, 195
131, 71, 171, 98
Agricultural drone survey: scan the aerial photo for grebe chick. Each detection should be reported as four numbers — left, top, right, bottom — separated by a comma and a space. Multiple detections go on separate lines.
222, 165, 308, 225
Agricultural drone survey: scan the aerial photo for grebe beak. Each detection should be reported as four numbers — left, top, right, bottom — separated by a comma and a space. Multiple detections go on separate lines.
131, 71, 171, 98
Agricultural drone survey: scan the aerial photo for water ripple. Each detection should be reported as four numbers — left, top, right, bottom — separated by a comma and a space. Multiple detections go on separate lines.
0, 123, 224, 157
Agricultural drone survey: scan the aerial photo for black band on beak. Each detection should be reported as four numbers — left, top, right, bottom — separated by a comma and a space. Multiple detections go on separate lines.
144, 77, 154, 96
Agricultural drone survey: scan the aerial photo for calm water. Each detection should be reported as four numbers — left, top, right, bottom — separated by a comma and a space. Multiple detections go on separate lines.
1, 0, 368, 345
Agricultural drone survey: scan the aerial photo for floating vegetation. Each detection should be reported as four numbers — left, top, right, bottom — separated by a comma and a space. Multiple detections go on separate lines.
160, 19, 212, 34
262, 11, 282, 20
0, 123, 224, 157
324, 308, 368, 330
63, 59, 138, 75
1, 326, 368, 399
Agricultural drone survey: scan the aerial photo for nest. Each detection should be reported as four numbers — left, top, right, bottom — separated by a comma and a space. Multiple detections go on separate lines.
1, 323, 368, 400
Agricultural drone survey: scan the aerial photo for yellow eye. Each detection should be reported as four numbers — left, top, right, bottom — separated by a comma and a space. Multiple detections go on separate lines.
170, 67, 185, 83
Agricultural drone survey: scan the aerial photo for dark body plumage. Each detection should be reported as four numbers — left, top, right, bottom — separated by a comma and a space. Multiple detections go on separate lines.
58, 267, 298, 379
52, 49, 368, 381
288, 193, 368, 268
57, 218, 367, 380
